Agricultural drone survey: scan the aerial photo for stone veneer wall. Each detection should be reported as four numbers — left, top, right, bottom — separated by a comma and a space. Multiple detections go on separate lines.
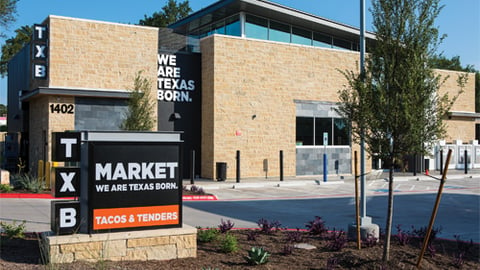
42, 226, 197, 264
200, 35, 360, 179
47, 15, 158, 94
28, 16, 161, 175
436, 69, 476, 143
200, 35, 474, 179
29, 95, 75, 174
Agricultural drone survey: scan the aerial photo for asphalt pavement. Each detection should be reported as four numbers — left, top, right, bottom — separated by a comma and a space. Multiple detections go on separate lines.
1, 169, 479, 241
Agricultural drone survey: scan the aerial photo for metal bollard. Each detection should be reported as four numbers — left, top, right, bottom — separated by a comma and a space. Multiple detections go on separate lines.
279, 150, 284, 181
236, 150, 240, 183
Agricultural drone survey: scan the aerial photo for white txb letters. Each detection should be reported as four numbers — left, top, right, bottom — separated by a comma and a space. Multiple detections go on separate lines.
60, 208, 77, 228
34, 25, 47, 39
34, 64, 46, 78
59, 172, 76, 192
35, 44, 46, 58
60, 138, 77, 158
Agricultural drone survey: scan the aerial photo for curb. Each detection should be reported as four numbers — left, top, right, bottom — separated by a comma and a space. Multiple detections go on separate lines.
182, 195, 218, 201
0, 193, 217, 201
0, 193, 74, 199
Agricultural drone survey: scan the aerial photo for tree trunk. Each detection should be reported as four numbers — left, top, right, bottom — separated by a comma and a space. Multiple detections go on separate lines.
382, 157, 395, 262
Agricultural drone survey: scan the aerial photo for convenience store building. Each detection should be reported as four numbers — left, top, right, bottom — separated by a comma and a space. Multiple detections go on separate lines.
7, 0, 477, 179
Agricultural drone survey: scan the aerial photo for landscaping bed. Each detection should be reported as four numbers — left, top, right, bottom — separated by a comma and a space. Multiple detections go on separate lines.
1, 225, 478, 269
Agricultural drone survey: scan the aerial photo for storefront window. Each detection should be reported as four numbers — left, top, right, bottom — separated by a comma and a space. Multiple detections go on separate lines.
333, 38, 352, 50
315, 118, 332, 145
246, 14, 268, 39
296, 117, 350, 146
225, 16, 241, 37
313, 32, 332, 48
212, 21, 226, 35
269, 20, 290, 43
334, 118, 349, 145
292, 27, 312, 46
296, 117, 313, 145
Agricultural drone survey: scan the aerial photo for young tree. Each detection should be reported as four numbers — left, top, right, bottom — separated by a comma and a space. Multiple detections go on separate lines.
121, 71, 156, 131
337, 0, 465, 262
139, 0, 192, 27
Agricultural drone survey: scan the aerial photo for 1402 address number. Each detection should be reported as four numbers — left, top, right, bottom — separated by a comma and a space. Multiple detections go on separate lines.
50, 104, 74, 114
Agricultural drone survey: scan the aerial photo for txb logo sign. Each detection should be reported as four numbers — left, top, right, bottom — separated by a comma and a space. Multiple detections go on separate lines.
51, 132, 81, 235
50, 131, 183, 235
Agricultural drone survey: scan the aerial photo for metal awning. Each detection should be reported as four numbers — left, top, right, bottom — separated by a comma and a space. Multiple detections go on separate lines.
169, 0, 376, 42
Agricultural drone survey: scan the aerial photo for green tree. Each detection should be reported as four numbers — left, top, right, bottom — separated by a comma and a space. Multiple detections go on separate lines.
336, 0, 465, 262
0, 104, 7, 115
0, 0, 18, 38
0, 25, 32, 76
430, 54, 479, 112
139, 0, 192, 27
121, 71, 156, 131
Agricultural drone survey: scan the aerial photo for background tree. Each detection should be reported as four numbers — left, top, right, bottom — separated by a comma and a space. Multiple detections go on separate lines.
0, 25, 32, 76
0, 0, 18, 38
139, 0, 192, 27
121, 71, 156, 131
0, 103, 7, 115
337, 0, 465, 262
430, 54, 479, 112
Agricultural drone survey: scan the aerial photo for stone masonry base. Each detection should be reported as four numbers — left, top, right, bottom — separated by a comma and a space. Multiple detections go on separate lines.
41, 225, 197, 264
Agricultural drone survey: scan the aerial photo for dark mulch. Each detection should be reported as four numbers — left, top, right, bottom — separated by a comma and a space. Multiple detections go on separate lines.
1, 230, 478, 269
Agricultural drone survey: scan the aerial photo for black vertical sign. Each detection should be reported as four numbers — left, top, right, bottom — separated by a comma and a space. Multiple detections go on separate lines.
32, 24, 48, 81
51, 132, 81, 235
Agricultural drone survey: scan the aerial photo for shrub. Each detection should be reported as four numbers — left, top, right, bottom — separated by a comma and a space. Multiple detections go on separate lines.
326, 229, 347, 251
12, 174, 45, 193
244, 246, 269, 265
395, 224, 412, 246
0, 183, 13, 192
285, 229, 304, 243
257, 218, 281, 234
246, 230, 258, 241
218, 219, 234, 233
412, 225, 442, 244
0, 220, 26, 239
197, 227, 218, 243
190, 185, 205, 195
453, 234, 474, 268
218, 233, 238, 253
305, 216, 327, 236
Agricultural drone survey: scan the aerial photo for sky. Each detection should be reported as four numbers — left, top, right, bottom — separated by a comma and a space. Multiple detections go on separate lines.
0, 0, 479, 105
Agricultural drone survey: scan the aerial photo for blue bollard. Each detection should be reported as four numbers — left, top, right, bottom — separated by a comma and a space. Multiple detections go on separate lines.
323, 153, 327, 182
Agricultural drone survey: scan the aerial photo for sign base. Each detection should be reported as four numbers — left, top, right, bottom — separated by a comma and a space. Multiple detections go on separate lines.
41, 225, 196, 264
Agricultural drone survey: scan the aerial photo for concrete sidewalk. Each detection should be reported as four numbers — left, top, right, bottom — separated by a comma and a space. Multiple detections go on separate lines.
182, 168, 480, 190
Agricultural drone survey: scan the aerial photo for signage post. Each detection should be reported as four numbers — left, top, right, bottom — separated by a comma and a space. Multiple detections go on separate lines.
323, 132, 328, 182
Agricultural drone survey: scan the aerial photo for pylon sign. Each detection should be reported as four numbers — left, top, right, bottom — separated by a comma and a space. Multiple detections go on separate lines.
50, 131, 183, 235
